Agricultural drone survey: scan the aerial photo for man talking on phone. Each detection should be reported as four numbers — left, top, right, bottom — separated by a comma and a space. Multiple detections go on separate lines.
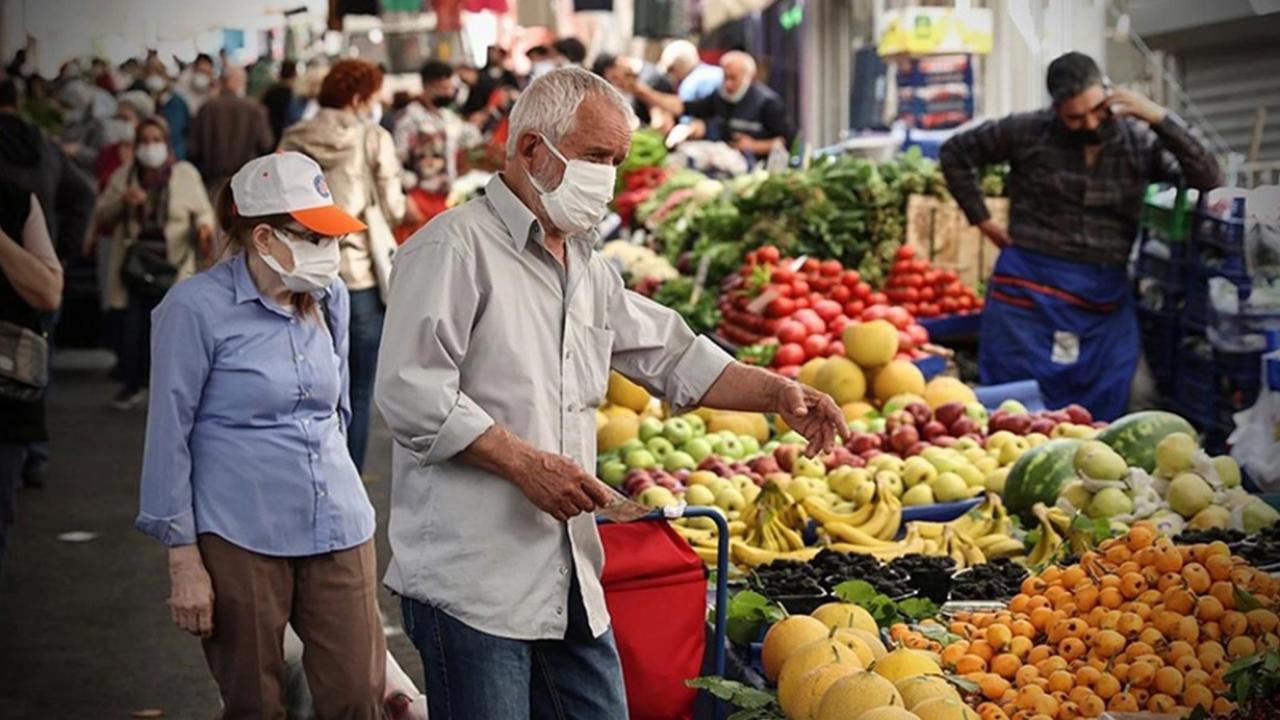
939, 51, 1221, 419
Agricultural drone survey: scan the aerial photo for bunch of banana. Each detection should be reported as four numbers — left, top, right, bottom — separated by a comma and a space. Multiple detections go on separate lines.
729, 540, 821, 567
828, 524, 926, 561
740, 481, 808, 553
1026, 502, 1074, 566
671, 517, 747, 565
948, 493, 1017, 541
939, 526, 988, 570
803, 477, 902, 543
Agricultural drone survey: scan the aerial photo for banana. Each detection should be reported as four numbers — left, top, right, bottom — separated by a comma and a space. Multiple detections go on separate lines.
824, 521, 898, 548
857, 497, 895, 540
730, 540, 821, 567
922, 538, 940, 554
728, 520, 747, 537
1027, 503, 1064, 566
873, 490, 903, 541
693, 545, 720, 565
960, 536, 987, 567
914, 521, 947, 539
774, 522, 806, 552
803, 496, 876, 527
974, 534, 1026, 558
672, 524, 715, 543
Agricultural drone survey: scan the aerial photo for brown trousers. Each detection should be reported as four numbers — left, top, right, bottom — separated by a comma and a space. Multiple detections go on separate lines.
197, 534, 386, 720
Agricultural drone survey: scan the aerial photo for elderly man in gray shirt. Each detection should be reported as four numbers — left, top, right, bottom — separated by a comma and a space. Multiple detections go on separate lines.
375, 67, 845, 720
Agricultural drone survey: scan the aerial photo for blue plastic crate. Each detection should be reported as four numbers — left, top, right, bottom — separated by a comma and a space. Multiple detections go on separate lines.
1214, 348, 1263, 413
1139, 306, 1181, 384
1193, 207, 1246, 255
1171, 339, 1216, 426
1182, 279, 1208, 332
1136, 236, 1188, 293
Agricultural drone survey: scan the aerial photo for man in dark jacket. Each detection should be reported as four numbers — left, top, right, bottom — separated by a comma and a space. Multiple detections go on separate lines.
187, 65, 274, 196
0, 76, 96, 489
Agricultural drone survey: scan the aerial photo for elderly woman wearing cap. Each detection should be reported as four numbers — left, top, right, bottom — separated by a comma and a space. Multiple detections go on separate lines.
135, 151, 384, 718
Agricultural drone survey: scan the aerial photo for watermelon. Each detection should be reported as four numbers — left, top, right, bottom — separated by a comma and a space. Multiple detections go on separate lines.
1003, 439, 1082, 522
1095, 411, 1197, 473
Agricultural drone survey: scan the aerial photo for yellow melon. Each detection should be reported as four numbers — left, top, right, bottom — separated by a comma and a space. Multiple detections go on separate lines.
871, 647, 943, 684
797, 357, 827, 388
923, 376, 977, 410
896, 675, 962, 710
776, 639, 862, 718
606, 371, 650, 412
871, 360, 926, 403
839, 627, 888, 660
856, 708, 919, 720
810, 602, 879, 634
761, 615, 831, 683
815, 671, 905, 720
596, 416, 639, 451
844, 320, 898, 368
814, 357, 867, 405
602, 405, 639, 422
841, 401, 876, 422
787, 663, 859, 720
830, 628, 876, 667
912, 696, 982, 720
596, 409, 609, 430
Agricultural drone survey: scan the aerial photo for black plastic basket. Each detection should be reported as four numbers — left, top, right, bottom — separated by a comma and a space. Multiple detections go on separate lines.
1139, 306, 1181, 384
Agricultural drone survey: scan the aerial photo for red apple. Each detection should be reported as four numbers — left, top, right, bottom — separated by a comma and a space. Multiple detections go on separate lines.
859, 449, 883, 462
1063, 403, 1093, 424
825, 446, 859, 471
773, 444, 801, 473
1006, 414, 1033, 435
890, 425, 920, 454
848, 433, 882, 454
748, 456, 781, 476
904, 402, 933, 427
934, 402, 966, 429
904, 441, 930, 457
961, 433, 986, 447
1029, 417, 1056, 435
921, 420, 948, 440
950, 416, 979, 437
933, 435, 958, 447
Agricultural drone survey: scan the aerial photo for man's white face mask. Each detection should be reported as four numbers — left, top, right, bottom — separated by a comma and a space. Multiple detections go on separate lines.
528, 134, 617, 235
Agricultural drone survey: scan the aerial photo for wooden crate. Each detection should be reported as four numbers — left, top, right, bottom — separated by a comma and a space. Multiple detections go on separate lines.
904, 194, 1009, 288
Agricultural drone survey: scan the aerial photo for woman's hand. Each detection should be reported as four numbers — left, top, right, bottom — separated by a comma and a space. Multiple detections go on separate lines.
123, 185, 147, 207
168, 545, 215, 638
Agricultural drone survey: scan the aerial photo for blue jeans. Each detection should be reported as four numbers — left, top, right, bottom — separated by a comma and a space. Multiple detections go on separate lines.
399, 579, 627, 719
346, 288, 384, 472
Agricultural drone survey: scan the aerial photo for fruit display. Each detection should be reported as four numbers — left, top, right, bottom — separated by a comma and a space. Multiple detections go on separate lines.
600, 239, 679, 288
882, 245, 983, 319
889, 522, 1280, 718
949, 558, 1030, 601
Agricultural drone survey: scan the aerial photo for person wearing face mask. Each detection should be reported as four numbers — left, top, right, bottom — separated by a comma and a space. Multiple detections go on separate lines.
280, 58, 411, 473
939, 51, 1221, 420
93, 117, 214, 410
175, 53, 217, 115
93, 90, 154, 189
392, 60, 482, 231
633, 50, 793, 158
375, 67, 847, 720
136, 151, 385, 719
188, 64, 275, 199
147, 70, 192, 160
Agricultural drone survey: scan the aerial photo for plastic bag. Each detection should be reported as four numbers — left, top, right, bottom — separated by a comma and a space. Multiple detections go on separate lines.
1230, 348, 1280, 492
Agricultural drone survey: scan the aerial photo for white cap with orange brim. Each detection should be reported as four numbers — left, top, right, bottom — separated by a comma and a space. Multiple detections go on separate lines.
230, 151, 366, 236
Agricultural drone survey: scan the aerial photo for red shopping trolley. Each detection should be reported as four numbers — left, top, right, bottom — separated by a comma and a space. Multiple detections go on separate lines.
599, 507, 729, 720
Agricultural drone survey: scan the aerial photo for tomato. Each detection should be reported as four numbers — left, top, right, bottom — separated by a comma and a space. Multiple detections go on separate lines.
792, 296, 810, 310
820, 259, 843, 277
840, 269, 861, 288
923, 270, 941, 285
745, 250, 758, 265
827, 316, 851, 336
892, 260, 913, 276
826, 340, 845, 357
974, 297, 985, 309
793, 309, 826, 335
945, 281, 964, 297
776, 364, 801, 379
885, 305, 913, 330
919, 302, 940, 317
902, 287, 921, 303
774, 343, 805, 367
920, 286, 936, 302
813, 299, 843, 322
811, 277, 834, 293
802, 258, 820, 274
869, 292, 889, 306
791, 279, 810, 296
911, 259, 929, 273
957, 295, 974, 310
854, 282, 872, 300
940, 269, 958, 283
771, 266, 795, 283
897, 330, 915, 351
895, 245, 916, 260
903, 273, 924, 288
776, 319, 807, 344
861, 304, 890, 322
758, 245, 780, 264
941, 297, 959, 314
907, 324, 929, 346
829, 284, 852, 303
843, 300, 864, 318
765, 296, 796, 318
802, 334, 830, 358
902, 302, 919, 315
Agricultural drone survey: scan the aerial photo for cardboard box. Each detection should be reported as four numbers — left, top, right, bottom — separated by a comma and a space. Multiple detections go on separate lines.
905, 194, 1009, 289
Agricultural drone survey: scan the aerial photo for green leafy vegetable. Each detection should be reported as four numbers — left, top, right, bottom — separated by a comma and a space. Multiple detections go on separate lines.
685, 677, 784, 720
726, 590, 784, 646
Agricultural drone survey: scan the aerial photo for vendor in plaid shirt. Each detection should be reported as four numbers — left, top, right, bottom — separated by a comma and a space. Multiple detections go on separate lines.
940, 52, 1221, 419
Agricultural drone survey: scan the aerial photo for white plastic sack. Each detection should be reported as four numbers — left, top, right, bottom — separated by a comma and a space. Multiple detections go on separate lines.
1230, 349, 1280, 492
283, 623, 428, 719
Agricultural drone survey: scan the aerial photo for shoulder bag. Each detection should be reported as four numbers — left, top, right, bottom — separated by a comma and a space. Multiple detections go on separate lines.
0, 321, 48, 402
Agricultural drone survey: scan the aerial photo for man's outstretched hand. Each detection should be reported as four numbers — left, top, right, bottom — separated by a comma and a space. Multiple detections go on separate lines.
773, 381, 846, 457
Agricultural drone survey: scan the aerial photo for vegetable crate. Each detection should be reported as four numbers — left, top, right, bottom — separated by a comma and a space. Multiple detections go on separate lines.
1140, 184, 1192, 243
597, 508, 729, 720
1137, 306, 1180, 388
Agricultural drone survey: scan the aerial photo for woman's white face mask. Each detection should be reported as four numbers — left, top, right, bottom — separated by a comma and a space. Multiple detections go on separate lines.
528, 134, 617, 235
259, 229, 341, 293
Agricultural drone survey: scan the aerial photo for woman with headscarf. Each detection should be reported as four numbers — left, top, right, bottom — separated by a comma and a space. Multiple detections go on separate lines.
93, 116, 214, 410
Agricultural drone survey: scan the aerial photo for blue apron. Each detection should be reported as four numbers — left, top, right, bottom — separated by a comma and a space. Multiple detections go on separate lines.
978, 247, 1138, 421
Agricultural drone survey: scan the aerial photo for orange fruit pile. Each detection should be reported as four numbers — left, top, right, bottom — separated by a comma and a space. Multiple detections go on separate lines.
893, 522, 1280, 719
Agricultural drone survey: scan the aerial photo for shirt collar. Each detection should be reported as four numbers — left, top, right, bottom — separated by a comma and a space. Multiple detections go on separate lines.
484, 173, 601, 254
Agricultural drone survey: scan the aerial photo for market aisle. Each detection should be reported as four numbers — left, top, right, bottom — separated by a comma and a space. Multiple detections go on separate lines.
0, 351, 423, 719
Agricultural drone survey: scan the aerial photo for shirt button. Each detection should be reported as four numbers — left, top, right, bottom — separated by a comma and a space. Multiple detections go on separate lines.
318, 489, 327, 497
296, 354, 304, 362
559, 566, 569, 576
290, 318, 297, 324
302, 390, 310, 398
311, 453, 318, 460
303, 419, 310, 426
555, 606, 564, 616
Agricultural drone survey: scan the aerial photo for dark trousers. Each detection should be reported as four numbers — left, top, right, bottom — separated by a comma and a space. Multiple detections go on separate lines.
197, 534, 386, 719
346, 288, 384, 472
121, 290, 162, 392
0, 443, 27, 584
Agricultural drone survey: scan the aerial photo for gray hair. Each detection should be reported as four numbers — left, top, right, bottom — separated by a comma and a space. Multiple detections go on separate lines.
659, 39, 699, 75
721, 50, 757, 79
505, 66, 636, 158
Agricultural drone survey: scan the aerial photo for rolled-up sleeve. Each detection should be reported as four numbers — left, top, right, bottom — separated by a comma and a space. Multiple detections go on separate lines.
375, 239, 494, 465
135, 293, 212, 546
326, 283, 353, 431
607, 278, 734, 413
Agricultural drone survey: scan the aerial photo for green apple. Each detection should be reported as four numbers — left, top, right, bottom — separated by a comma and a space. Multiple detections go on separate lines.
851, 479, 876, 506
793, 456, 826, 479
985, 466, 1010, 494
682, 437, 714, 463
868, 454, 903, 475
778, 431, 807, 446
663, 450, 696, 472
847, 420, 868, 434
730, 474, 755, 492
663, 418, 695, 446
964, 401, 989, 424
618, 438, 646, 455
786, 477, 822, 501
624, 449, 657, 470
762, 441, 779, 455
876, 471, 904, 498
901, 457, 937, 488
902, 483, 935, 506
955, 464, 986, 488
866, 418, 887, 434
638, 486, 677, 508
637, 416, 665, 442
712, 436, 745, 459
998, 399, 1028, 415
684, 484, 716, 506
687, 470, 719, 487
645, 436, 675, 460
599, 459, 628, 487
683, 505, 725, 530
738, 435, 760, 456
931, 472, 969, 502
684, 414, 706, 437
714, 486, 747, 512
707, 477, 733, 495
741, 483, 761, 503
829, 467, 870, 501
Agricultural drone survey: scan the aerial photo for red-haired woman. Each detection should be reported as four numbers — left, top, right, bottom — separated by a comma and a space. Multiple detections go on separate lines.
280, 58, 411, 472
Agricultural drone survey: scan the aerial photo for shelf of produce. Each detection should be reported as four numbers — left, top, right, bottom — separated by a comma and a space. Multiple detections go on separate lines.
918, 312, 981, 341
705, 331, 948, 381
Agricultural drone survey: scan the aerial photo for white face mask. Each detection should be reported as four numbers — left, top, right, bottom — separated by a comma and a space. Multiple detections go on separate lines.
136, 142, 169, 169
719, 82, 750, 104
362, 101, 383, 125
529, 134, 617, 235
530, 60, 557, 79
259, 229, 341, 293
104, 118, 136, 145
145, 75, 167, 94
191, 73, 211, 92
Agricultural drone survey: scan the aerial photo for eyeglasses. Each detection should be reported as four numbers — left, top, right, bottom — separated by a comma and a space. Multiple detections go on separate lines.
280, 226, 345, 246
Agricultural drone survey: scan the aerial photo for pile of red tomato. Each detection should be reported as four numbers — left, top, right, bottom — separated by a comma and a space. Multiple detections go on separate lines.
715, 246, 933, 374
883, 245, 983, 318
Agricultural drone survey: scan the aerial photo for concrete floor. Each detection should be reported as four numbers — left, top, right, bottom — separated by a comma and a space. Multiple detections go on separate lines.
0, 352, 423, 719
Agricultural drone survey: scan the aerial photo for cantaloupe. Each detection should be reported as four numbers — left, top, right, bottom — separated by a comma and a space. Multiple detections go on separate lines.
810, 602, 879, 634
841, 401, 876, 422
815, 671, 905, 720
797, 357, 827, 388
815, 357, 867, 405
837, 627, 888, 659
872, 361, 926, 403
606, 371, 650, 412
857, 707, 922, 720
597, 416, 639, 451
830, 628, 876, 667
871, 647, 943, 684
912, 696, 981, 720
776, 639, 862, 718
923, 376, 976, 410
896, 675, 961, 710
787, 663, 859, 720
761, 615, 831, 682
844, 320, 898, 367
